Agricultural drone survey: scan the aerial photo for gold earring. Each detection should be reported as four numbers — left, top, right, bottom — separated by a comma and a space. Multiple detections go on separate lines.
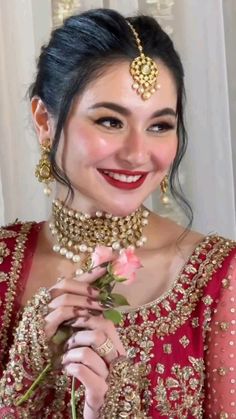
160, 175, 170, 205
35, 139, 54, 196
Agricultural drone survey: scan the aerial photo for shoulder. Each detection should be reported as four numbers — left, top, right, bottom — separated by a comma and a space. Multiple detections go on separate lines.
0, 221, 40, 268
0, 221, 37, 243
147, 211, 236, 257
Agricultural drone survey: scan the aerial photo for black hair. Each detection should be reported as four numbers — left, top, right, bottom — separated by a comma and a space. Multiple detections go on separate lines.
29, 8, 193, 226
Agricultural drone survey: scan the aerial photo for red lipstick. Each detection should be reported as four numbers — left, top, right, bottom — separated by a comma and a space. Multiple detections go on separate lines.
98, 169, 148, 190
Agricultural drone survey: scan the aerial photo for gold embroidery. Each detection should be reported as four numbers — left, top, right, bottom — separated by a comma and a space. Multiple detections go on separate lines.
222, 277, 230, 288
0, 272, 8, 283
0, 229, 17, 239
220, 412, 229, 419
202, 295, 213, 306
179, 335, 190, 348
191, 317, 199, 328
163, 344, 172, 354
1, 234, 235, 417
100, 357, 145, 418
0, 242, 10, 264
217, 367, 228, 376
156, 363, 165, 374
218, 321, 229, 331
119, 236, 235, 340
0, 223, 33, 363
154, 357, 204, 418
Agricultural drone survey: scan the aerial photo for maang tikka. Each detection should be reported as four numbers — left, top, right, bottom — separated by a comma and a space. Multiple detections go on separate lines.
127, 21, 160, 100
35, 139, 54, 196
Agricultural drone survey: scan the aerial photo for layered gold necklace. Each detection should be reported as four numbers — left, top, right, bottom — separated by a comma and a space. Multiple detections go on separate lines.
49, 199, 149, 273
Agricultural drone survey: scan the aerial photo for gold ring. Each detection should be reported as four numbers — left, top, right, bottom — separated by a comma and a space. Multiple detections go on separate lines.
93, 338, 114, 357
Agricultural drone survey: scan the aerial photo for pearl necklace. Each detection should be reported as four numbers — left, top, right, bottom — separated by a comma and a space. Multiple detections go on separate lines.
49, 199, 149, 271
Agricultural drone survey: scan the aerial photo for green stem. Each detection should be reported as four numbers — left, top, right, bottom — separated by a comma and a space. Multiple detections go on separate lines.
71, 376, 77, 419
15, 362, 52, 406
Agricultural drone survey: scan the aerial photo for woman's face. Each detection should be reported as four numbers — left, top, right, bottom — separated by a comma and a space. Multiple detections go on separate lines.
56, 60, 178, 216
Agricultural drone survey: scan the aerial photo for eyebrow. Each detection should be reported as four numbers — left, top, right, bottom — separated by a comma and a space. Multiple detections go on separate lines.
88, 102, 177, 118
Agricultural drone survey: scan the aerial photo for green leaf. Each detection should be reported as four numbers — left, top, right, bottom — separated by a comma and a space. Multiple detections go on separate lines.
103, 309, 123, 325
107, 262, 113, 275
93, 273, 114, 288
99, 289, 109, 302
112, 274, 127, 283
111, 293, 130, 307
52, 326, 71, 345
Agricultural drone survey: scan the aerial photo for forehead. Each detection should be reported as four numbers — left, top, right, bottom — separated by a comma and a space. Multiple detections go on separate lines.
76, 60, 177, 113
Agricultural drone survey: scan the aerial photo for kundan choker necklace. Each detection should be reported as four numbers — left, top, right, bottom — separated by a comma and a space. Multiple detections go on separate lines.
49, 199, 149, 272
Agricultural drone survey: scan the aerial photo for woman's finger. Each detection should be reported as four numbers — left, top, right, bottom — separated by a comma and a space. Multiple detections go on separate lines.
64, 362, 108, 410
48, 293, 103, 312
66, 328, 118, 364
50, 277, 100, 299
73, 266, 107, 284
49, 265, 106, 298
44, 306, 89, 339
62, 346, 109, 378
70, 315, 126, 356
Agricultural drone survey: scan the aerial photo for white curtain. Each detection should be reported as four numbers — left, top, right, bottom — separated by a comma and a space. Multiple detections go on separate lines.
0, 0, 52, 226
0, 0, 235, 238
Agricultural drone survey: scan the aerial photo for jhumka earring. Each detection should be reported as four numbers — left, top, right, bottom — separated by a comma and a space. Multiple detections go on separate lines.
160, 175, 170, 205
127, 21, 160, 100
35, 139, 54, 196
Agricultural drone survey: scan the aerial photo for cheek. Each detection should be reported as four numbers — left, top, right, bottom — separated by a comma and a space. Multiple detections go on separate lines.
152, 135, 178, 170
63, 124, 115, 166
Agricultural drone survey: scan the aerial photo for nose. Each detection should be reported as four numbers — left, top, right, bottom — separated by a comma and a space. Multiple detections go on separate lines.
117, 130, 150, 168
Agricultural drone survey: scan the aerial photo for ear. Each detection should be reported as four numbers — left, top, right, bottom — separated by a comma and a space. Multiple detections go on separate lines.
31, 97, 54, 145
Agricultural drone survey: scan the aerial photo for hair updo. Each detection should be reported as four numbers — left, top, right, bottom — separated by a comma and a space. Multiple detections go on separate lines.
30, 8, 192, 225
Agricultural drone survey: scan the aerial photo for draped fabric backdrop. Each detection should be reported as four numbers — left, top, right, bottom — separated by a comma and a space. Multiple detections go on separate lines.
0, 0, 235, 238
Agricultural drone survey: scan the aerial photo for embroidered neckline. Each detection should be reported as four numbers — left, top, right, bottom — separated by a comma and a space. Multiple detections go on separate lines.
119, 234, 235, 314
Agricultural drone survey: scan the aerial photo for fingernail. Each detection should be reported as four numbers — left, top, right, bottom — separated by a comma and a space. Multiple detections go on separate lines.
102, 302, 114, 308
71, 315, 89, 327
87, 297, 102, 306
63, 319, 75, 326
88, 309, 102, 316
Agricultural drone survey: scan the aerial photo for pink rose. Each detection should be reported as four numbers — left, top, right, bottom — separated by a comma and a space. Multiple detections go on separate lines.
110, 248, 142, 285
91, 245, 114, 268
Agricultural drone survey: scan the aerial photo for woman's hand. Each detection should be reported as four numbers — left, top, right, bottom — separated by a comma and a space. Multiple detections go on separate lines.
61, 314, 126, 418
44, 266, 107, 341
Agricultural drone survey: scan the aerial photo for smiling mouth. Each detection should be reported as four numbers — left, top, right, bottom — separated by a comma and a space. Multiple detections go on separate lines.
97, 169, 148, 190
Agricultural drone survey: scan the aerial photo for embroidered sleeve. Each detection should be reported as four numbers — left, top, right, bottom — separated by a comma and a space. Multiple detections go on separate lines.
204, 252, 236, 417
0, 288, 53, 416
100, 356, 145, 418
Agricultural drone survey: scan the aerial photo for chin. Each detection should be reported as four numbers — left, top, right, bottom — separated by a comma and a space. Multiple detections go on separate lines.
99, 198, 145, 217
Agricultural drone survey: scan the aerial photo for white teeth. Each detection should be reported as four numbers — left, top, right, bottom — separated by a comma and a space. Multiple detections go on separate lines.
102, 171, 142, 183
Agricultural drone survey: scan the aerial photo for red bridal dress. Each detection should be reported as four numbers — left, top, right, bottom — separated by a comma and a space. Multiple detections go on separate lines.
0, 222, 236, 418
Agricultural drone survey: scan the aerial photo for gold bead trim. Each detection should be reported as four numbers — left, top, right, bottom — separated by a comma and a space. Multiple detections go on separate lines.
127, 21, 160, 100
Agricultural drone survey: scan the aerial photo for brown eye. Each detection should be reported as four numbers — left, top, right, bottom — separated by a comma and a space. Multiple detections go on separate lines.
148, 122, 175, 133
95, 117, 123, 129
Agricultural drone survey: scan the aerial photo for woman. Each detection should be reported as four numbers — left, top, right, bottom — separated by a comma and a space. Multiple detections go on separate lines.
0, 8, 235, 418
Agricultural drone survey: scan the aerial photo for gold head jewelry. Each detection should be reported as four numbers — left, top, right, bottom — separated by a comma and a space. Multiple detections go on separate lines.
49, 199, 150, 274
35, 139, 54, 196
127, 21, 160, 100
160, 175, 170, 205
